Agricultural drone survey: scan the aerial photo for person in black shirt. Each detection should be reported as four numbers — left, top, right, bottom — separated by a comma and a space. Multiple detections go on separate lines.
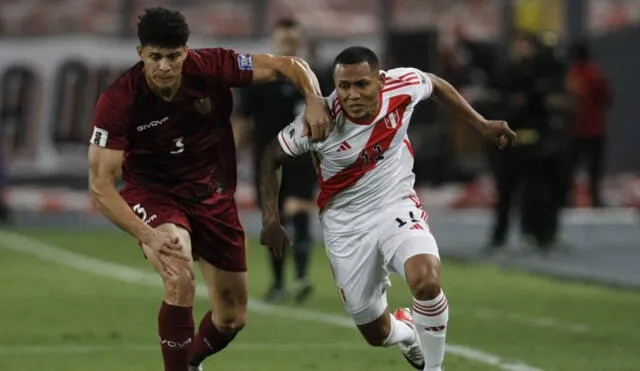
234, 18, 329, 303
488, 32, 556, 252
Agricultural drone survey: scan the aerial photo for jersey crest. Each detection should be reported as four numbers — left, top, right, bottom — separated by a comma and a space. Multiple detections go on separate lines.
383, 110, 401, 129
194, 97, 212, 115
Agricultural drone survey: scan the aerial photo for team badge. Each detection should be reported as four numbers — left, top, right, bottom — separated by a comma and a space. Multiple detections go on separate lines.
383, 110, 400, 129
237, 53, 253, 70
194, 97, 212, 115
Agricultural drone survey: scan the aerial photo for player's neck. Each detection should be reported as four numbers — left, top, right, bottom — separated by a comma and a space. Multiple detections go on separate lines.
145, 74, 182, 101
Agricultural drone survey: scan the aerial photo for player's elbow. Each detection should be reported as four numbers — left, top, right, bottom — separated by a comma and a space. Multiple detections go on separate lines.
426, 73, 448, 100
87, 172, 114, 207
272, 55, 308, 80
88, 178, 104, 205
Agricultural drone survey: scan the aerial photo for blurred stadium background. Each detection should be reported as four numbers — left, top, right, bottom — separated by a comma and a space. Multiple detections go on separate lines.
1, 1, 640, 370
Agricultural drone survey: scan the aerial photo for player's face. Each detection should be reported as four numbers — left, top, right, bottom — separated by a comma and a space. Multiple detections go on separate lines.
273, 26, 302, 56
138, 45, 188, 89
334, 62, 383, 119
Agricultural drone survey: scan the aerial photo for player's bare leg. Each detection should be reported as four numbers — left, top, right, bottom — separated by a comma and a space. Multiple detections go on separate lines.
142, 223, 195, 371
355, 307, 424, 370
189, 261, 248, 368
405, 253, 448, 371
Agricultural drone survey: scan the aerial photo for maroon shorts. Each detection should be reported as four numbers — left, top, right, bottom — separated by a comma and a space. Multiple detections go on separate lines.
120, 185, 246, 272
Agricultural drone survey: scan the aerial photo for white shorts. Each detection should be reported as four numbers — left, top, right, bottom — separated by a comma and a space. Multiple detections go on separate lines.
322, 198, 440, 325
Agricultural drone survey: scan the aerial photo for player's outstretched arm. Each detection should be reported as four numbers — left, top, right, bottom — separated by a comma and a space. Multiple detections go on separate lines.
257, 139, 294, 259
427, 72, 517, 149
251, 54, 332, 141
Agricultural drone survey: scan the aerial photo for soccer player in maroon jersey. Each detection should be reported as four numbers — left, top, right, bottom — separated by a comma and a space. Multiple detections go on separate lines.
87, 7, 331, 371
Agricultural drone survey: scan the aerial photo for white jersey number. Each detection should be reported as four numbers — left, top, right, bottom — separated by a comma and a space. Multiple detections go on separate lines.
170, 137, 185, 154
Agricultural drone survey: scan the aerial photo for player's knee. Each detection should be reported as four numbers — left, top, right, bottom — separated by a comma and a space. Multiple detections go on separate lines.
163, 268, 195, 304
410, 278, 440, 301
405, 254, 441, 300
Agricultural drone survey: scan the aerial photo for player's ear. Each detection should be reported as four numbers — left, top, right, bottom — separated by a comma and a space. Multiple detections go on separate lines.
136, 46, 144, 60
376, 70, 385, 87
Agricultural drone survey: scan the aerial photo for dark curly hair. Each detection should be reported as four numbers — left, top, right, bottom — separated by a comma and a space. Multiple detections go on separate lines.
137, 7, 190, 48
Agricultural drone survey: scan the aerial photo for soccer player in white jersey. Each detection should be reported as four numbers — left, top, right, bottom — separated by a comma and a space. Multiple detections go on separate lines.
257, 46, 516, 370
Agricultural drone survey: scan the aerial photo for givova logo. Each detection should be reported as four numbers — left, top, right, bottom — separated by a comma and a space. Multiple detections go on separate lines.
159, 337, 192, 348
137, 116, 169, 132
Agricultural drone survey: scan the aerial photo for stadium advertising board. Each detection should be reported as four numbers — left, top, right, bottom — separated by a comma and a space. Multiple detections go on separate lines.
0, 38, 141, 176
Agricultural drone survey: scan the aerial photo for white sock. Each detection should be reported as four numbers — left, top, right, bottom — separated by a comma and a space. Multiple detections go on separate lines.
412, 291, 449, 371
382, 313, 416, 347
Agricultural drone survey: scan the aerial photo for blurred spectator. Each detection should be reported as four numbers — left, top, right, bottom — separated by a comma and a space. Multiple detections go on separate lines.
523, 34, 571, 247
488, 31, 555, 252
566, 42, 613, 208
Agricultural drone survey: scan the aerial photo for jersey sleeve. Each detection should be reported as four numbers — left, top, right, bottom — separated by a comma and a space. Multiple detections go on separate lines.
277, 114, 313, 157
89, 93, 129, 150
386, 67, 433, 103
198, 48, 254, 87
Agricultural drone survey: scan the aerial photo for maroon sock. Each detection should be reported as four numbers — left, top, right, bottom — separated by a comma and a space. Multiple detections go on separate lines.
158, 301, 194, 371
189, 310, 242, 366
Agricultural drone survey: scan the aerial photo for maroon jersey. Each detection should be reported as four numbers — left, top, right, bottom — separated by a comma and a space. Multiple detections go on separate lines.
90, 48, 254, 201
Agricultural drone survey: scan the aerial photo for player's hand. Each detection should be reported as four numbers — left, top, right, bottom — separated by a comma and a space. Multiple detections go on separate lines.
260, 220, 290, 260
480, 120, 517, 149
302, 95, 333, 141
142, 230, 192, 279
145, 231, 190, 261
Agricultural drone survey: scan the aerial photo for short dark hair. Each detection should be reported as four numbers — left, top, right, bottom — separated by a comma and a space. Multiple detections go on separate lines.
273, 17, 300, 30
137, 7, 190, 48
333, 46, 379, 70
